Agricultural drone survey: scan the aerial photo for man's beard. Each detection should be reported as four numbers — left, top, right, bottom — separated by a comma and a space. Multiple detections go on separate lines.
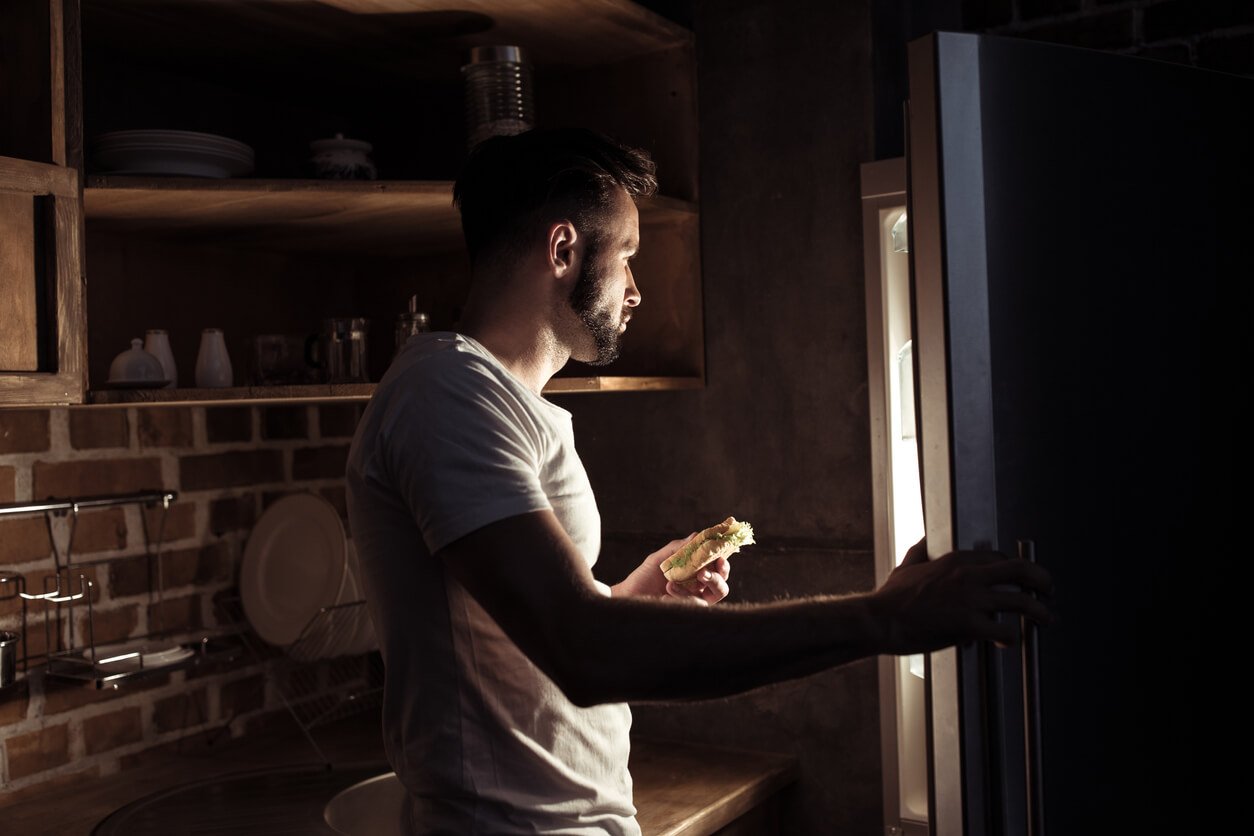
569, 254, 624, 367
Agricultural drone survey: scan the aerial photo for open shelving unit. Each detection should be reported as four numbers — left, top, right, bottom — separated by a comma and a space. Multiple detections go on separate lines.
72, 0, 703, 406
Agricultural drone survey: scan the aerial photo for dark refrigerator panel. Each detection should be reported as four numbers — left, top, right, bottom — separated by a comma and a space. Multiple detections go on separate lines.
908, 32, 1250, 836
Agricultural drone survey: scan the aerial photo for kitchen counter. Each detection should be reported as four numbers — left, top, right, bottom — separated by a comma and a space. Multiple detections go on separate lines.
1, 709, 797, 835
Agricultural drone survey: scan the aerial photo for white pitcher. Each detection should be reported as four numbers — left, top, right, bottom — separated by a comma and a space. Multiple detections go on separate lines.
195, 328, 233, 388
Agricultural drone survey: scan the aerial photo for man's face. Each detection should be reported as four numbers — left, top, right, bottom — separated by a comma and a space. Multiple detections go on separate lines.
568, 190, 641, 366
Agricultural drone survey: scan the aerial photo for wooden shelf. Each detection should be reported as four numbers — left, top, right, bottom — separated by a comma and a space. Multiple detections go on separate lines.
84, 177, 697, 255
544, 375, 704, 394
87, 376, 703, 405
83, 0, 692, 75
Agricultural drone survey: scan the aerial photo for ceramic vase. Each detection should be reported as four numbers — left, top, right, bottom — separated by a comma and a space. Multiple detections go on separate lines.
144, 329, 177, 388
195, 328, 233, 388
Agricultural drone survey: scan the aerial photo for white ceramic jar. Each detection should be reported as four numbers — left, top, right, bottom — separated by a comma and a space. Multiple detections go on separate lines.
195, 328, 233, 388
144, 329, 178, 388
309, 133, 377, 180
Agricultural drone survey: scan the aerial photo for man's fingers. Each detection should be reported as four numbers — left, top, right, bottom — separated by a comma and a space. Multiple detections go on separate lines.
977, 558, 1053, 595
984, 591, 1053, 624
901, 538, 928, 566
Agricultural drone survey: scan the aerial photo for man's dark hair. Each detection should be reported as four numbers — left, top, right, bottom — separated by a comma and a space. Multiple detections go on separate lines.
452, 128, 657, 267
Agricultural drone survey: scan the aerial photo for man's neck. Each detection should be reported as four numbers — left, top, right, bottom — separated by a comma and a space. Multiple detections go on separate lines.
458, 309, 569, 396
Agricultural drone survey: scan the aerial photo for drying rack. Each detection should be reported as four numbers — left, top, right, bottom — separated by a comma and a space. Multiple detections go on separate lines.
0, 490, 242, 690
215, 590, 382, 763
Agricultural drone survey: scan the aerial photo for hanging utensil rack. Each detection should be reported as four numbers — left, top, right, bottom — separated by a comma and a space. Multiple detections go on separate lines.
0, 490, 242, 689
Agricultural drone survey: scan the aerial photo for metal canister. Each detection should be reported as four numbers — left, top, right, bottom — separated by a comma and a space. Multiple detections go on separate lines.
395, 294, 431, 356
461, 45, 535, 150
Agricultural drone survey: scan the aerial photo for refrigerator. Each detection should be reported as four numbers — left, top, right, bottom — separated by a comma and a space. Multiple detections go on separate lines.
862, 32, 1249, 836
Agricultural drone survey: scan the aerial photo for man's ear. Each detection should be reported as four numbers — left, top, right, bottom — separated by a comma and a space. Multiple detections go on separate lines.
548, 220, 579, 278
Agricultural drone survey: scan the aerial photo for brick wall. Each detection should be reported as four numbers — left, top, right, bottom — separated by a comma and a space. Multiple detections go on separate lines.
966, 0, 1254, 75
0, 402, 364, 796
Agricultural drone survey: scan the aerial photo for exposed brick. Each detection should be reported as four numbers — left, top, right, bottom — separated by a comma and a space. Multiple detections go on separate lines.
0, 516, 51, 565
147, 594, 202, 635
1198, 32, 1254, 76
33, 457, 165, 500
962, 0, 1013, 29
43, 672, 169, 715
15, 622, 52, 661
261, 405, 308, 440
209, 494, 256, 536
142, 501, 196, 544
1018, 0, 1081, 22
0, 410, 50, 454
71, 507, 127, 555
83, 705, 143, 755
137, 408, 194, 448
219, 673, 265, 719
77, 603, 139, 649
1145, 0, 1254, 42
1017, 9, 1135, 50
153, 686, 208, 733
68, 409, 129, 450
5, 722, 70, 779
0, 679, 30, 725
159, 542, 233, 590
292, 445, 350, 480
0, 465, 14, 502
205, 407, 252, 443
108, 554, 153, 598
180, 450, 283, 491
318, 403, 363, 438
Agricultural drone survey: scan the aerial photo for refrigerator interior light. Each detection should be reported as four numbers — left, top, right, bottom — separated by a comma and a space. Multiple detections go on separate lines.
891, 210, 909, 253
897, 340, 916, 440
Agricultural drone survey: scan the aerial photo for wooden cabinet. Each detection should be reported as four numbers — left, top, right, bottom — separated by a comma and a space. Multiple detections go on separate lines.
0, 0, 87, 406
1, 0, 703, 408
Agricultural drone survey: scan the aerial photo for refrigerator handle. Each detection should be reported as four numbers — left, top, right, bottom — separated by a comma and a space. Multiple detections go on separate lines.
1018, 539, 1045, 836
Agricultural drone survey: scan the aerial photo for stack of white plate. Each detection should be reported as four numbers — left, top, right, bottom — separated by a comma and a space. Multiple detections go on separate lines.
93, 129, 255, 178
240, 493, 376, 662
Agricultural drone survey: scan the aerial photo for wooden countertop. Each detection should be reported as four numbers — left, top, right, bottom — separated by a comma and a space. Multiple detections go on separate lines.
0, 709, 797, 835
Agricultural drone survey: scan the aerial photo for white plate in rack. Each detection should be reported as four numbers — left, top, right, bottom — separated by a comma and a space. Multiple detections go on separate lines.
241, 493, 347, 648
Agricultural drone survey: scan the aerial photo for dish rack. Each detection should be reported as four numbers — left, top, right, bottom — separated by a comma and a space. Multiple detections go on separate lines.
0, 491, 243, 690
217, 591, 382, 763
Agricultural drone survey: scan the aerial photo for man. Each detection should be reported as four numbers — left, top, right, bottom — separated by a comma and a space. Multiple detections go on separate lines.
345, 127, 1052, 835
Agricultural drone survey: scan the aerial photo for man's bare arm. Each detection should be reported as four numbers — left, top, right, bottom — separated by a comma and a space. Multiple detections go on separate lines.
436, 510, 1052, 707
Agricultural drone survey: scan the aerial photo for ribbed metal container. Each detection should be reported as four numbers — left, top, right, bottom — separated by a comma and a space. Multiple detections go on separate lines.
461, 45, 535, 149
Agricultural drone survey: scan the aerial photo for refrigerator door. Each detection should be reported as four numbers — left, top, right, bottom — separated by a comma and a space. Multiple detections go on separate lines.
907, 32, 1249, 836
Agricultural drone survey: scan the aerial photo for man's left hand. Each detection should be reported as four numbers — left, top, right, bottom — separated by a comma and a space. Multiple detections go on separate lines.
611, 533, 732, 605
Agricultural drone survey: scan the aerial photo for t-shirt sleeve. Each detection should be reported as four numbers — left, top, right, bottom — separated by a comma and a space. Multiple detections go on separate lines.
382, 355, 552, 554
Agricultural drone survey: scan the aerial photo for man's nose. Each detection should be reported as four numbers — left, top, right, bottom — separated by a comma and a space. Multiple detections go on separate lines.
625, 269, 641, 307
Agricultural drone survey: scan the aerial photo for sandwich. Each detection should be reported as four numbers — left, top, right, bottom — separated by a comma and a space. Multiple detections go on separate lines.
660, 516, 755, 588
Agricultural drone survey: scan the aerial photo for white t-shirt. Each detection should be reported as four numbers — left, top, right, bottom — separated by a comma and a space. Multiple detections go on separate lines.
346, 332, 638, 835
